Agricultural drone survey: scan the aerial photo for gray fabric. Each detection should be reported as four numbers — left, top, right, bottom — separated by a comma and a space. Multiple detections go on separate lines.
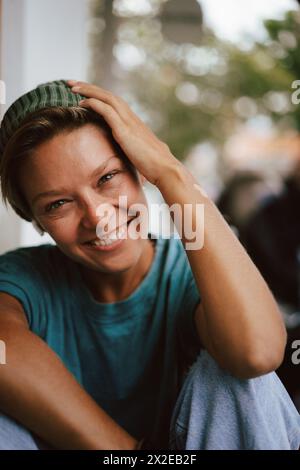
0, 414, 39, 450
169, 350, 300, 450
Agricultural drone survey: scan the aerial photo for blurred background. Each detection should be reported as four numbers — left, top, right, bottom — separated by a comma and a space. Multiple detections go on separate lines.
0, 0, 300, 408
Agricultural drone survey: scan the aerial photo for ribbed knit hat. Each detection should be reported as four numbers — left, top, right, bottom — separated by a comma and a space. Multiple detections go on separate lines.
0, 79, 85, 159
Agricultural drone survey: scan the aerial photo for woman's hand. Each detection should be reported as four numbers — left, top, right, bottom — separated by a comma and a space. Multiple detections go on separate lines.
67, 80, 181, 187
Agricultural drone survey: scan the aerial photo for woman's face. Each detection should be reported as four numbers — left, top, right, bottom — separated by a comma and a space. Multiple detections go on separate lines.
18, 124, 150, 274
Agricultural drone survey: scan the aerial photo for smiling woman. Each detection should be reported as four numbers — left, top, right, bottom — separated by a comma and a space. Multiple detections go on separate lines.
0, 79, 299, 450
0, 105, 137, 224
0, 100, 155, 300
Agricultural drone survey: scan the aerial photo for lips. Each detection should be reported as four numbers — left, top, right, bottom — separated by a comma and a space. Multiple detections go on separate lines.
82, 218, 134, 245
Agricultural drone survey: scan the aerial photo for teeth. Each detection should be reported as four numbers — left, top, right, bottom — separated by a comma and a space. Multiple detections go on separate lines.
89, 224, 127, 247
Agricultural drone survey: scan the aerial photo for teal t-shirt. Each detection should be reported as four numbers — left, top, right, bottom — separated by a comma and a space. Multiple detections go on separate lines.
0, 234, 201, 448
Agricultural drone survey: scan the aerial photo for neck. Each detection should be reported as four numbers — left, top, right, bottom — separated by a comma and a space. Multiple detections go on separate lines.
80, 238, 156, 303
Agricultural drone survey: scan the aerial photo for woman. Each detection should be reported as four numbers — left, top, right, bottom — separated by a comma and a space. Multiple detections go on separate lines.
0, 79, 299, 450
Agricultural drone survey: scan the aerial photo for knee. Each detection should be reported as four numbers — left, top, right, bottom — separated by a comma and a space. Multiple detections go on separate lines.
171, 350, 300, 449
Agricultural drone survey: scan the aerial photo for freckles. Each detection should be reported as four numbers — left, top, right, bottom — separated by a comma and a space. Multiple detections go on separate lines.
45, 218, 76, 240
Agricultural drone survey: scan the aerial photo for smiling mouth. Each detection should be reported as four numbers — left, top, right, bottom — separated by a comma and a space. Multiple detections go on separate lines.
83, 219, 134, 247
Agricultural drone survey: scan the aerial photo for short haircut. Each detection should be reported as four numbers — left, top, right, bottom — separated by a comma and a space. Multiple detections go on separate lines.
0, 106, 136, 222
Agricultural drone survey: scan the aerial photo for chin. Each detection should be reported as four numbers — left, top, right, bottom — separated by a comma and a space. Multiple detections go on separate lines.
78, 239, 142, 271
57, 235, 145, 272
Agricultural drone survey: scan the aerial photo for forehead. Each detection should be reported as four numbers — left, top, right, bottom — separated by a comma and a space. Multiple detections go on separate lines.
17, 125, 129, 200
25, 125, 124, 175
37, 124, 116, 157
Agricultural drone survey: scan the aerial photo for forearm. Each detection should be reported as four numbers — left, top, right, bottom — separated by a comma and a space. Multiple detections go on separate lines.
0, 322, 138, 450
157, 161, 286, 375
64, 80, 286, 377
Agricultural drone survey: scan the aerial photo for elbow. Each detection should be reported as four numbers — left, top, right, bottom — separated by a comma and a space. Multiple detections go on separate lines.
236, 330, 287, 379
239, 351, 284, 380
234, 302, 288, 379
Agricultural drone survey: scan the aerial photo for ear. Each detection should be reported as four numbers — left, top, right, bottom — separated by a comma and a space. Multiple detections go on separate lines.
32, 219, 45, 236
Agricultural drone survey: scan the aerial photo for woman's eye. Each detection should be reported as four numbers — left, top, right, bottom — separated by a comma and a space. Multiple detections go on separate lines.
98, 172, 117, 185
45, 199, 67, 212
44, 172, 119, 212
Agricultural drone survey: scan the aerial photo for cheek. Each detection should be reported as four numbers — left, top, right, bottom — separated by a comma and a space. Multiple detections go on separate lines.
121, 179, 145, 201
42, 217, 78, 243
116, 180, 144, 208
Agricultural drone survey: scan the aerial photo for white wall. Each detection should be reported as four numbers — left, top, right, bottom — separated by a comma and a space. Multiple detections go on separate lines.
22, 0, 89, 92
0, 0, 25, 253
0, 0, 90, 252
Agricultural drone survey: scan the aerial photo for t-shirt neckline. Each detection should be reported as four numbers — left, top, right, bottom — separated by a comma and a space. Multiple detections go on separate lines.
73, 233, 164, 321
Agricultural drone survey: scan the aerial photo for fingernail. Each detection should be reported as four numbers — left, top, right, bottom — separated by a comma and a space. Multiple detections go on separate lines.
67, 79, 77, 84
72, 86, 81, 92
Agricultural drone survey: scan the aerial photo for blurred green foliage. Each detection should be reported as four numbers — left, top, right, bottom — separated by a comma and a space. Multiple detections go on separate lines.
90, 3, 300, 160
263, 11, 300, 131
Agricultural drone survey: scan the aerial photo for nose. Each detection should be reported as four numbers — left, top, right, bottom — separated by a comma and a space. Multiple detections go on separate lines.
80, 194, 104, 230
80, 198, 100, 231
80, 195, 116, 233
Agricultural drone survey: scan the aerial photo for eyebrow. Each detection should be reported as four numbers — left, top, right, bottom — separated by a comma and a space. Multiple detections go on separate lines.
31, 155, 118, 207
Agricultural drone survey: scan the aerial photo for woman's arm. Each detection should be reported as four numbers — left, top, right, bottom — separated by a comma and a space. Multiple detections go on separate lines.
0, 293, 138, 449
157, 163, 287, 379
67, 81, 287, 379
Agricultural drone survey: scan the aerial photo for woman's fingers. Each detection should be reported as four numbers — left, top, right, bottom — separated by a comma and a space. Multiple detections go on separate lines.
66, 81, 176, 186
67, 79, 79, 86
67, 80, 138, 125
68, 81, 121, 112
79, 98, 127, 137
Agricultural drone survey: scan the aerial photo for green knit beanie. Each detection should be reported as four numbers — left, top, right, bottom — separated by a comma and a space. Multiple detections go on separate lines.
0, 79, 85, 159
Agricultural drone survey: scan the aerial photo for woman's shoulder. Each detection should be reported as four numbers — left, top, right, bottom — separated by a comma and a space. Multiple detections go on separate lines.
0, 242, 56, 256
152, 232, 192, 278
0, 243, 65, 276
0, 242, 57, 259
